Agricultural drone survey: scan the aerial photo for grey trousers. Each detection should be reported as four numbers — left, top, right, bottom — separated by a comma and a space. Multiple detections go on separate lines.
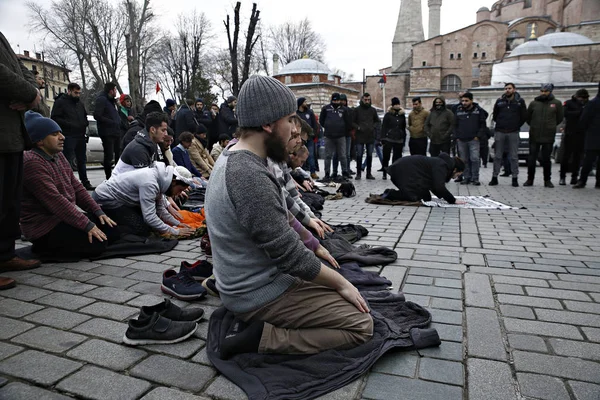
325, 137, 347, 176
493, 131, 520, 178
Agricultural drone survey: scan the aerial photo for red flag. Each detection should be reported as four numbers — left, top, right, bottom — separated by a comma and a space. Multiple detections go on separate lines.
155, 82, 161, 94
382, 73, 387, 83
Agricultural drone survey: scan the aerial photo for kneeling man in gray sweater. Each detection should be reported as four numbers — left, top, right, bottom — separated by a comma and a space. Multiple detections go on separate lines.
205, 76, 373, 358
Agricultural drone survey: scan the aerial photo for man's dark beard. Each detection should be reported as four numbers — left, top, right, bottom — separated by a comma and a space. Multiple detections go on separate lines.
265, 132, 288, 163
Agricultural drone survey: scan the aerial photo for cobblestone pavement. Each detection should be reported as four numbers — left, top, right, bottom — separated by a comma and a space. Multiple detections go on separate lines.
0, 159, 599, 400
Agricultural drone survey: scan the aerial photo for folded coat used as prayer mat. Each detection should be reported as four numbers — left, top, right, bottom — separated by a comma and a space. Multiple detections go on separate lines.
206, 290, 435, 400
15, 234, 178, 262
365, 194, 423, 206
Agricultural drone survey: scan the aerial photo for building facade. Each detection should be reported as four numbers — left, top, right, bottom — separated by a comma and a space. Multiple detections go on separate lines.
17, 50, 70, 111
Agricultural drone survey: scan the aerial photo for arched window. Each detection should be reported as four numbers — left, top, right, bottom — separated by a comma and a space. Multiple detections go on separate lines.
524, 0, 532, 8
442, 75, 462, 91
509, 30, 520, 38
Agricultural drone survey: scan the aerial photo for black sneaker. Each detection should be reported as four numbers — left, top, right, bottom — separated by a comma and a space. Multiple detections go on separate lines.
123, 312, 198, 346
366, 174, 375, 180
202, 277, 220, 298
544, 180, 554, 188
161, 269, 207, 300
139, 299, 204, 322
512, 178, 519, 187
83, 182, 96, 191
489, 177, 498, 186
472, 181, 481, 186
571, 177, 578, 185
180, 260, 213, 282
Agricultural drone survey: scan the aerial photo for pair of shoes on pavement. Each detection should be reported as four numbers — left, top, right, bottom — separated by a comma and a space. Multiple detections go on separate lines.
161, 261, 212, 300
181, 260, 219, 297
0, 256, 41, 273
123, 299, 203, 346
202, 275, 220, 298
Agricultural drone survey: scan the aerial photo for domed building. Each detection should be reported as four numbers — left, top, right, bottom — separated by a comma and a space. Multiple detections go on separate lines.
273, 56, 360, 112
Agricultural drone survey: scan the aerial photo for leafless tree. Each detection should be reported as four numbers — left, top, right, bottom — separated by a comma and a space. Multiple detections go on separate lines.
224, 2, 261, 96
573, 49, 600, 82
268, 18, 325, 65
331, 68, 354, 82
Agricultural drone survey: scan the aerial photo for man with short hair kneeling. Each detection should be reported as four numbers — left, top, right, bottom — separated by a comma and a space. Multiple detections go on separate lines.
21, 111, 119, 258
205, 75, 373, 359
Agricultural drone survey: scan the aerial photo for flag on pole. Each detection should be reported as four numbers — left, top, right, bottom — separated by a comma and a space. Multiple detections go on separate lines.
155, 82, 161, 94
382, 73, 387, 83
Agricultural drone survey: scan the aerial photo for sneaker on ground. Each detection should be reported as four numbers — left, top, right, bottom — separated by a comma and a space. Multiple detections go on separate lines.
202, 276, 220, 298
180, 260, 213, 282
310, 173, 319, 180
123, 312, 198, 346
139, 299, 204, 322
161, 269, 207, 301
472, 181, 481, 186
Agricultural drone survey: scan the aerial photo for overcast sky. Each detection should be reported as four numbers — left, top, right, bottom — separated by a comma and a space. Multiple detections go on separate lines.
0, 0, 496, 97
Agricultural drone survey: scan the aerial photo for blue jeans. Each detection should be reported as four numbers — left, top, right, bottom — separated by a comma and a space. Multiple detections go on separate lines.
63, 136, 90, 184
333, 137, 352, 174
325, 137, 347, 176
356, 143, 375, 174
362, 141, 382, 170
457, 139, 480, 182
306, 139, 316, 173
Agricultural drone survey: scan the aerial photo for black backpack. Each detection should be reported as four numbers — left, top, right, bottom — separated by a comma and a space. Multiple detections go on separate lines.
337, 182, 356, 198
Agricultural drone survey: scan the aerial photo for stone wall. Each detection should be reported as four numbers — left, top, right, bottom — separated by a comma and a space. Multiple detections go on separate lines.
566, 22, 600, 42
364, 74, 410, 110
553, 43, 600, 82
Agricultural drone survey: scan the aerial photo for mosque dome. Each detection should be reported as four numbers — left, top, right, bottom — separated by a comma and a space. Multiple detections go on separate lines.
275, 58, 333, 76
508, 40, 557, 58
477, 7, 490, 12
538, 32, 593, 47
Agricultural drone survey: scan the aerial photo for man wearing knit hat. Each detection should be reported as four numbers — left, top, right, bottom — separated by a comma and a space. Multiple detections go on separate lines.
217, 95, 238, 138
0, 31, 43, 286
525, 83, 564, 187
296, 97, 319, 179
205, 75, 372, 359
319, 92, 352, 180
21, 111, 119, 258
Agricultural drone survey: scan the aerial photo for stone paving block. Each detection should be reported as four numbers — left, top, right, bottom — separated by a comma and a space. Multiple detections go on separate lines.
127, 281, 163, 295
88, 265, 137, 277
380, 266, 406, 292
517, 373, 569, 400
24, 307, 91, 329
0, 382, 72, 400
467, 358, 517, 400
429, 323, 463, 342
0, 316, 34, 339
83, 287, 140, 304
548, 338, 600, 361
504, 318, 583, 339
126, 261, 176, 273
418, 357, 464, 386
405, 275, 433, 285
0, 350, 82, 386
466, 308, 506, 361
507, 334, 548, 353
558, 274, 600, 285
12, 326, 86, 353
461, 252, 485, 266
127, 254, 172, 263
429, 308, 462, 325
130, 354, 216, 391
141, 387, 210, 400
513, 351, 600, 382
402, 284, 461, 299
125, 270, 163, 283
204, 375, 248, 400
126, 293, 169, 308
67, 338, 147, 370
550, 280, 600, 293
0, 298, 44, 318
58, 261, 102, 271
12, 273, 58, 287
0, 341, 23, 361
494, 283, 524, 295
95, 258, 136, 267
35, 292, 96, 310
430, 297, 463, 311
79, 302, 139, 321
43, 279, 97, 294
497, 294, 563, 310
470, 266, 557, 280
419, 340, 463, 361
316, 377, 364, 400
56, 365, 151, 400
190, 346, 210, 365
399, 230, 421, 244
51, 269, 101, 282
363, 373, 462, 400
372, 352, 418, 377
592, 292, 600, 302
565, 267, 600, 276
513, 262, 568, 274
71, 318, 128, 343
86, 275, 139, 289
465, 273, 494, 309
434, 278, 462, 289
1, 284, 53, 302
568, 380, 600, 400
408, 267, 462, 279
492, 275, 549, 288
583, 327, 600, 343
499, 305, 535, 319
194, 321, 209, 340
143, 338, 205, 358
535, 309, 600, 328
564, 300, 600, 315
525, 286, 592, 301
461, 233, 481, 248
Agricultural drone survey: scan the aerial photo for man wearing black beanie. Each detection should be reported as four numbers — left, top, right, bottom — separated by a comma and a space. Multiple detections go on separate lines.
575, 82, 600, 189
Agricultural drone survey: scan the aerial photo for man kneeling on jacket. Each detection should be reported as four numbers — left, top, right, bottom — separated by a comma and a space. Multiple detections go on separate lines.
386, 153, 465, 204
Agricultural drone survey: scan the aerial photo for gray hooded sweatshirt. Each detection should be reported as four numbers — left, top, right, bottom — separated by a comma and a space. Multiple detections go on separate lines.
92, 163, 179, 234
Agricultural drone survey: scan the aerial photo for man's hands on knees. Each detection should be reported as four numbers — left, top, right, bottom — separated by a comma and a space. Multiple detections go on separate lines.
97, 215, 117, 227
311, 264, 369, 313
337, 283, 370, 313
309, 218, 333, 239
88, 225, 108, 243
315, 245, 339, 268
316, 219, 333, 233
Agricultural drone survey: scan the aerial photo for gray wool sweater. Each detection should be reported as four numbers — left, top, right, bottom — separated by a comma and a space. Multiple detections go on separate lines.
205, 149, 322, 313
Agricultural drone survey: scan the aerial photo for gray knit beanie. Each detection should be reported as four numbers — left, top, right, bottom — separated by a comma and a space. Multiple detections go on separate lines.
236, 75, 297, 128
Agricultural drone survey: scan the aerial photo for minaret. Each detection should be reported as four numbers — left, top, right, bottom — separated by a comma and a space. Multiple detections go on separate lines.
392, 0, 425, 72
428, 0, 442, 38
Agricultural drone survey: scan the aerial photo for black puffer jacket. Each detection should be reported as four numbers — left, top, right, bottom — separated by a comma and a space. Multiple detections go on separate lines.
388, 153, 457, 204
120, 128, 157, 168
492, 92, 527, 133
51, 93, 88, 138
580, 93, 600, 151
217, 102, 238, 136
319, 103, 351, 139
563, 96, 587, 136
352, 101, 381, 144
93, 91, 120, 137
454, 103, 488, 141
381, 107, 406, 144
